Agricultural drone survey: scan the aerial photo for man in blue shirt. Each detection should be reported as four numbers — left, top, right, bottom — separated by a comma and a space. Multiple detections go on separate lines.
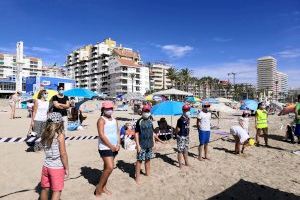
175, 104, 191, 169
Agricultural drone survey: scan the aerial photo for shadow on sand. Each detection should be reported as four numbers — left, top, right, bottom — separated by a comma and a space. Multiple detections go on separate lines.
155, 152, 178, 166
208, 179, 299, 200
80, 166, 102, 186
116, 160, 135, 179
213, 147, 236, 154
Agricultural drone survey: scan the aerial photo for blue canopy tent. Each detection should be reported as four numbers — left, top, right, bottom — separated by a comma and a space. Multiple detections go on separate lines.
63, 88, 97, 99
151, 101, 184, 127
202, 98, 219, 104
240, 99, 258, 111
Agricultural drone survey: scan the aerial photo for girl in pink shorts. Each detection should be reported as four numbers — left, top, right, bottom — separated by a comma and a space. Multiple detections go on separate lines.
40, 112, 69, 200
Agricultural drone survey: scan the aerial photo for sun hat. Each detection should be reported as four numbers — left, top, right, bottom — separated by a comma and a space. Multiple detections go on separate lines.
47, 112, 63, 123
182, 104, 191, 111
102, 101, 114, 109
142, 104, 151, 112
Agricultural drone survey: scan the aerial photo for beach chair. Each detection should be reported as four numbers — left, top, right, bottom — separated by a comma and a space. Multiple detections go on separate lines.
154, 118, 174, 141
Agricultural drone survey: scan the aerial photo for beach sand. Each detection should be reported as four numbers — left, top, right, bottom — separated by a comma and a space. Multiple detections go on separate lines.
0, 103, 300, 200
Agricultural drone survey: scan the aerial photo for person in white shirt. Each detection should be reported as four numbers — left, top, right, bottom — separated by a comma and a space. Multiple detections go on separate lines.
230, 118, 251, 154
240, 111, 250, 134
196, 103, 212, 161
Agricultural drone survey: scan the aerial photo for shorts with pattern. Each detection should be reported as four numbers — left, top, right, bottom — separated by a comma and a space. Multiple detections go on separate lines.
137, 148, 154, 161
33, 120, 47, 138
177, 136, 189, 153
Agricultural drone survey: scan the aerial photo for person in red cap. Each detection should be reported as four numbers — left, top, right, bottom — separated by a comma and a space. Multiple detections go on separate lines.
175, 104, 191, 169
95, 101, 120, 196
197, 102, 211, 161
135, 104, 155, 184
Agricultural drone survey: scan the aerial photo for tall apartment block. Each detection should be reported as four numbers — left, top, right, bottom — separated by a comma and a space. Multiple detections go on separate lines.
66, 38, 150, 96
257, 56, 288, 99
149, 63, 172, 91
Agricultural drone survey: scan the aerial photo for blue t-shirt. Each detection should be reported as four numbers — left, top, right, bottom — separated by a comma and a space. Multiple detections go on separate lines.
135, 118, 154, 149
176, 115, 190, 137
120, 126, 126, 138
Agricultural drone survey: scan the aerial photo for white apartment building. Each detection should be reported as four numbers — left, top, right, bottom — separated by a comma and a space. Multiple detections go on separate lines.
257, 56, 289, 99
149, 63, 172, 91
66, 38, 114, 94
0, 53, 45, 79
257, 56, 277, 94
108, 48, 149, 96
276, 71, 288, 99
66, 38, 150, 96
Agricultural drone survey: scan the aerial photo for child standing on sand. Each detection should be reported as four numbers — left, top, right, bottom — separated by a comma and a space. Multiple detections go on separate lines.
95, 101, 120, 197
40, 112, 69, 200
197, 103, 211, 161
135, 105, 155, 184
175, 104, 191, 169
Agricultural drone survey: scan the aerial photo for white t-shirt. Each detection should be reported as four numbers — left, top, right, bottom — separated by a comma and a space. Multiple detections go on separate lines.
197, 111, 211, 131
230, 125, 249, 144
240, 117, 249, 132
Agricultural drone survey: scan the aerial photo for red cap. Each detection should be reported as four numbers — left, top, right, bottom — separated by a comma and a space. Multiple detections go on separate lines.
142, 104, 151, 112
182, 104, 190, 111
102, 101, 114, 109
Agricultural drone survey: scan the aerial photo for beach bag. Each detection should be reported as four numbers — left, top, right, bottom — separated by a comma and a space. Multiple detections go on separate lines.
124, 136, 136, 151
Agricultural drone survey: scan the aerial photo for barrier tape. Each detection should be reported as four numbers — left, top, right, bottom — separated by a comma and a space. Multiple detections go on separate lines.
0, 135, 98, 143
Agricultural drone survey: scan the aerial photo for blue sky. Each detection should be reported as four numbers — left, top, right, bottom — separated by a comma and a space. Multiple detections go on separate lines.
0, 0, 299, 87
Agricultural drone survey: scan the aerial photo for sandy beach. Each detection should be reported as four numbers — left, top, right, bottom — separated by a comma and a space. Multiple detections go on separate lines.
0, 102, 300, 200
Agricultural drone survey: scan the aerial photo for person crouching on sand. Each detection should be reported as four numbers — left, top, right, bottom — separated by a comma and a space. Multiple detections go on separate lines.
95, 101, 120, 197
175, 104, 191, 169
40, 112, 69, 200
230, 117, 252, 154
135, 105, 155, 184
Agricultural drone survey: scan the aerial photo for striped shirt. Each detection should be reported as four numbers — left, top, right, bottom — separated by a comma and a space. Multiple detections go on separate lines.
44, 138, 63, 168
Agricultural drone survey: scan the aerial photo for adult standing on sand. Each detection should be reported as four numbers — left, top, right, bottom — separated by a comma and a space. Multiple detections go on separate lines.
52, 86, 70, 133
255, 102, 269, 146
95, 101, 120, 197
295, 95, 300, 144
8, 91, 21, 119
30, 89, 49, 151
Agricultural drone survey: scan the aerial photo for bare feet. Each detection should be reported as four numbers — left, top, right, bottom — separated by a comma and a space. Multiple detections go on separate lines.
198, 157, 204, 161
135, 177, 141, 185
103, 187, 112, 195
204, 157, 211, 160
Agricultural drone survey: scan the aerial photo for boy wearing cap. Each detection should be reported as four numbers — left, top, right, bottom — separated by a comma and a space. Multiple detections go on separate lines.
197, 103, 212, 161
175, 104, 191, 169
135, 105, 155, 184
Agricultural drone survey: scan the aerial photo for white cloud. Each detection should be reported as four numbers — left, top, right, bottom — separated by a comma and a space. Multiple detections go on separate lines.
213, 37, 232, 42
276, 49, 300, 58
160, 44, 193, 58
0, 46, 15, 53
26, 46, 53, 53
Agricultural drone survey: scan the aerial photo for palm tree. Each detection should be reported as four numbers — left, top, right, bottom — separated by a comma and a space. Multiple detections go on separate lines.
166, 67, 178, 88
179, 68, 193, 91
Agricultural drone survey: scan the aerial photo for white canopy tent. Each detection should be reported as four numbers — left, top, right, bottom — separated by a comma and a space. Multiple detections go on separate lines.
152, 88, 193, 96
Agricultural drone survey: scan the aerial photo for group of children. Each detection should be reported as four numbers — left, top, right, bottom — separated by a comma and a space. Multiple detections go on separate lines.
38, 98, 279, 199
